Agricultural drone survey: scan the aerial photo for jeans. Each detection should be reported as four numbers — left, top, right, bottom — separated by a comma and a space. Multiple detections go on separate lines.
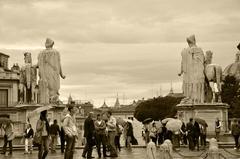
96, 133, 107, 157
38, 136, 49, 159
61, 135, 65, 153
50, 135, 58, 151
233, 135, 239, 148
108, 131, 118, 156
25, 138, 33, 152
82, 137, 94, 159
2, 135, 12, 154
114, 135, 121, 151
64, 135, 75, 159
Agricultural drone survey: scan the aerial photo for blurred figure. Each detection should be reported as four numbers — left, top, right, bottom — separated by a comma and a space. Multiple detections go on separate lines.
193, 121, 200, 151
186, 118, 194, 151
115, 123, 123, 152
82, 112, 95, 159
36, 110, 50, 159
143, 123, 150, 145
49, 119, 60, 153
24, 123, 34, 154
1, 122, 14, 156
146, 135, 156, 159
150, 122, 158, 144
125, 121, 133, 149
215, 118, 221, 142
94, 114, 107, 158
106, 111, 118, 157
231, 119, 240, 150
180, 122, 187, 145
200, 125, 207, 149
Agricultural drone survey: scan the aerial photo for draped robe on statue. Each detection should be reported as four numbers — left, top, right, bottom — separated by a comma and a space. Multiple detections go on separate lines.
180, 35, 205, 103
38, 48, 61, 104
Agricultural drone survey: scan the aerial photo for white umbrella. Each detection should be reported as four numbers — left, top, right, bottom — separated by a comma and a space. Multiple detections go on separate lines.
28, 105, 53, 118
166, 119, 182, 132
162, 118, 174, 124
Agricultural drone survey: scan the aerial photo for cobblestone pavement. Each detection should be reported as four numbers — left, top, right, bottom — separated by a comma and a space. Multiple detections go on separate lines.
1, 147, 240, 159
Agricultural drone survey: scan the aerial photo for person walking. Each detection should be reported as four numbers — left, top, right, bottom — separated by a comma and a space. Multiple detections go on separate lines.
215, 118, 221, 142
63, 105, 78, 159
49, 119, 60, 153
106, 111, 118, 157
95, 114, 107, 158
186, 118, 195, 151
24, 123, 34, 154
82, 112, 95, 159
126, 121, 134, 149
1, 122, 14, 156
36, 110, 50, 159
193, 121, 200, 151
200, 125, 207, 149
115, 123, 123, 152
231, 119, 240, 150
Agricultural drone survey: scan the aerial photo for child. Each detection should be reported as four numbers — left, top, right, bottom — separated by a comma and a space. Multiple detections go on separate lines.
146, 135, 156, 159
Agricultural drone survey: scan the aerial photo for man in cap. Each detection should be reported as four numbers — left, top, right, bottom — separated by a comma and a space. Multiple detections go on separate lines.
37, 38, 66, 104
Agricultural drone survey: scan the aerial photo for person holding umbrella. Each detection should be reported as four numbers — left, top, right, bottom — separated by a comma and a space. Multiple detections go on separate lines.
1, 121, 14, 156
36, 110, 50, 159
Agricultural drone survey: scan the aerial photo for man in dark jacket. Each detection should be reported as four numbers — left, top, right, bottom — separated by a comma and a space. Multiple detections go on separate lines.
231, 119, 240, 149
82, 112, 95, 159
186, 118, 194, 151
49, 120, 60, 153
193, 121, 200, 151
24, 123, 34, 154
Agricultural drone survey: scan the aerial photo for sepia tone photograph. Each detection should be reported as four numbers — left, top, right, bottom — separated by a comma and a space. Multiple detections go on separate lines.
0, 0, 240, 158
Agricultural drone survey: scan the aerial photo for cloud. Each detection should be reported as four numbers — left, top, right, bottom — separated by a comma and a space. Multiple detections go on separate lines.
0, 0, 239, 106
0, 0, 239, 46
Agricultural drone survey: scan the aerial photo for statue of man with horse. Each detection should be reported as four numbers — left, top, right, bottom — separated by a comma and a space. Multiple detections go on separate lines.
179, 35, 223, 104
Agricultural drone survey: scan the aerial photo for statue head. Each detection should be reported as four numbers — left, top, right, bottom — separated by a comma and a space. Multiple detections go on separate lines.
45, 38, 54, 48
24, 52, 32, 64
186, 34, 196, 47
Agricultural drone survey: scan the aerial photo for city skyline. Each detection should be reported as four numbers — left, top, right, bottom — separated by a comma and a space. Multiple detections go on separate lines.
0, 0, 239, 107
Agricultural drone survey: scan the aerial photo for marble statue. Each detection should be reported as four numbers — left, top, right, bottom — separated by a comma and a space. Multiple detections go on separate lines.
179, 35, 205, 103
19, 52, 38, 104
223, 43, 240, 81
204, 51, 222, 103
37, 38, 65, 104
206, 138, 220, 159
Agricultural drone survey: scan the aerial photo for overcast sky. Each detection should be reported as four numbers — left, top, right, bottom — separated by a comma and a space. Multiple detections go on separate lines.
0, 0, 239, 107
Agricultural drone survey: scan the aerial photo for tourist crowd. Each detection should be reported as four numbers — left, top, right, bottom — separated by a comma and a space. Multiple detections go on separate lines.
1, 108, 240, 159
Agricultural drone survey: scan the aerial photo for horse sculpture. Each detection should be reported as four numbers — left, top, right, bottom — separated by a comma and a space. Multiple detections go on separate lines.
204, 51, 222, 103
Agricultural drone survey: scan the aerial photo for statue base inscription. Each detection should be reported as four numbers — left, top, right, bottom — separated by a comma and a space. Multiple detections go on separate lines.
176, 103, 229, 134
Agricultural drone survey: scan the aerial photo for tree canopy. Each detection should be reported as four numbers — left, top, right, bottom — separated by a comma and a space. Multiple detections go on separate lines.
221, 75, 240, 118
134, 96, 182, 122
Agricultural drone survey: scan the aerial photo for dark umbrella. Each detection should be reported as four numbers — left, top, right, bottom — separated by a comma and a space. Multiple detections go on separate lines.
142, 118, 153, 124
194, 117, 208, 127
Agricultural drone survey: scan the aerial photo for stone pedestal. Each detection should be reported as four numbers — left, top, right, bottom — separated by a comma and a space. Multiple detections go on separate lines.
176, 103, 229, 135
